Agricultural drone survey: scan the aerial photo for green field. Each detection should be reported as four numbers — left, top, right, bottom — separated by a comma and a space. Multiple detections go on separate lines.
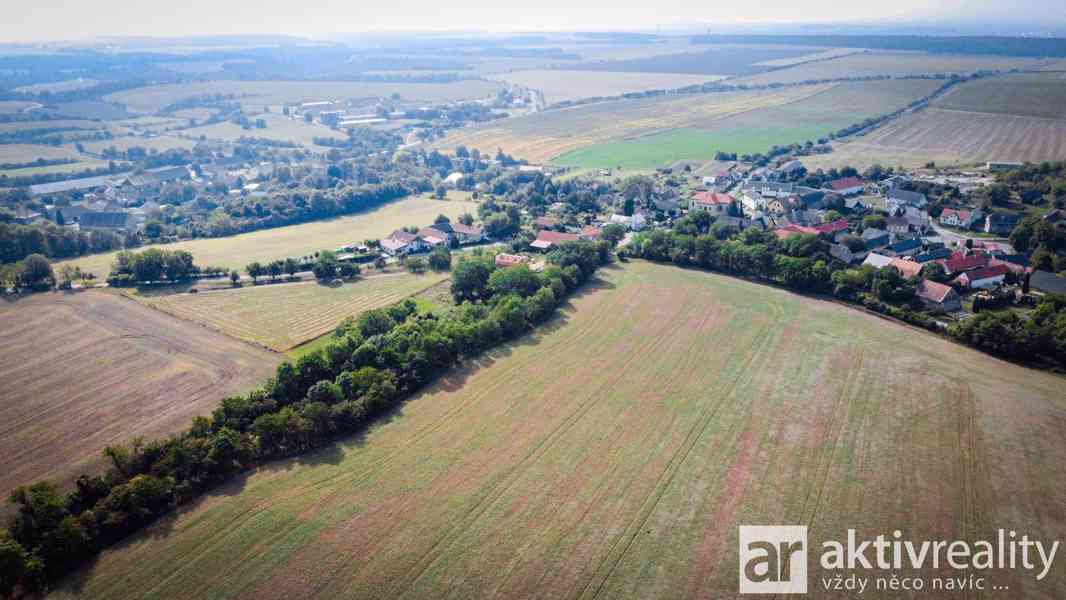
55, 196, 477, 279
132, 272, 451, 352
51, 261, 1066, 599
553, 79, 942, 169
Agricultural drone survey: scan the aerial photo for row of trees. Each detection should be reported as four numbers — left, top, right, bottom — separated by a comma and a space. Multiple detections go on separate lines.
106, 248, 202, 286
0, 221, 122, 265
0, 240, 612, 594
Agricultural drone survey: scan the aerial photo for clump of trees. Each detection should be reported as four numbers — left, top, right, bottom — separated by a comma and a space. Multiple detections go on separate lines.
106, 248, 200, 286
1, 240, 612, 593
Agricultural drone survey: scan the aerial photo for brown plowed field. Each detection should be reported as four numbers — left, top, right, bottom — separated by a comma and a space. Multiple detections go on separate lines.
0, 291, 281, 499
51, 262, 1066, 599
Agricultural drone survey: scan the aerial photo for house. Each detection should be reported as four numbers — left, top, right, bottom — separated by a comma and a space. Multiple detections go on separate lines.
530, 230, 580, 251
443, 172, 464, 187
890, 258, 923, 279
825, 176, 865, 196
885, 187, 927, 211
381, 230, 426, 256
743, 181, 794, 198
882, 238, 922, 257
940, 253, 990, 275
417, 226, 451, 247
608, 213, 647, 231
915, 280, 962, 312
861, 228, 891, 249
884, 216, 912, 236
984, 213, 1021, 235
939, 208, 977, 229
1030, 270, 1066, 295
830, 243, 858, 264
494, 254, 531, 269
580, 225, 602, 240
450, 222, 485, 244
863, 253, 894, 269
691, 191, 735, 215
954, 264, 1009, 289
811, 219, 849, 236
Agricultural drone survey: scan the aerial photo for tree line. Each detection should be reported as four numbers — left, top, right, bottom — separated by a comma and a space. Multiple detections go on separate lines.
0, 239, 613, 595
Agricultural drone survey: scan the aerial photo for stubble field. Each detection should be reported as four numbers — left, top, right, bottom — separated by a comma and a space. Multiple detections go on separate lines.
493, 70, 723, 104
54, 196, 477, 279
0, 291, 281, 502
51, 261, 1066, 599
133, 272, 451, 352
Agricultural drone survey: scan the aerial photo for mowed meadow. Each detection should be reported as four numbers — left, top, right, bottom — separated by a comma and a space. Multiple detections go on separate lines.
54, 196, 476, 279
0, 292, 281, 501
132, 271, 451, 352
52, 261, 1066, 599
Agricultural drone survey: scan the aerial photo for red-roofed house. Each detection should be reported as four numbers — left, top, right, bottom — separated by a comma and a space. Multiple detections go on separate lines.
826, 177, 865, 196
954, 264, 1009, 289
450, 222, 485, 244
692, 191, 735, 215
811, 219, 850, 235
773, 224, 818, 239
890, 258, 923, 279
939, 207, 974, 228
531, 230, 580, 251
580, 225, 602, 240
915, 279, 962, 312
938, 253, 990, 275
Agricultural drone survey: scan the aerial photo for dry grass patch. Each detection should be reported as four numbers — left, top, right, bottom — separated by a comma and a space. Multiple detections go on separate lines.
134, 272, 450, 352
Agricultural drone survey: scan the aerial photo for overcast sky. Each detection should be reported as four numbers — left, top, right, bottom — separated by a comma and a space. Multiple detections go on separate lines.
3, 0, 1064, 43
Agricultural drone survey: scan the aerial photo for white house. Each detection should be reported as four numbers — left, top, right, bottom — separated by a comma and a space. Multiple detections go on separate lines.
609, 212, 647, 231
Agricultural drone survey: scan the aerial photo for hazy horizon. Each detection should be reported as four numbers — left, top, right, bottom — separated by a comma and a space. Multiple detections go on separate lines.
4, 0, 1066, 44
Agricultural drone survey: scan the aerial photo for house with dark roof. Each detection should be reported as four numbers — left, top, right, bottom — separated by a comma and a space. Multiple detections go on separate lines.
1030, 270, 1066, 295
861, 228, 891, 249
78, 212, 130, 231
886, 187, 927, 211
912, 247, 952, 263
916, 280, 962, 312
984, 213, 1022, 235
881, 238, 922, 257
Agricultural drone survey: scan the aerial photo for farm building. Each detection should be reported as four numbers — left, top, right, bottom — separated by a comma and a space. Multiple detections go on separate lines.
381, 230, 426, 256
915, 280, 962, 312
691, 191, 735, 215
531, 230, 580, 251
825, 176, 865, 196
954, 264, 1009, 289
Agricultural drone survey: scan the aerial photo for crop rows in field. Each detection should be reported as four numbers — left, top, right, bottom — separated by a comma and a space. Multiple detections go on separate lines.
140, 272, 449, 351
931, 73, 1066, 120
54, 261, 1066, 600
0, 292, 280, 502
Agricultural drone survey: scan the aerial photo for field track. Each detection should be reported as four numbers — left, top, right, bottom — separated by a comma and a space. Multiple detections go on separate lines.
50, 262, 1066, 599
0, 291, 281, 501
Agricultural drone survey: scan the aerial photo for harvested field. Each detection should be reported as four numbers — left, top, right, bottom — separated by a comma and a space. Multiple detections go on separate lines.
437, 84, 833, 163
179, 112, 346, 147
50, 261, 1066, 600
931, 73, 1066, 120
495, 70, 724, 104
0, 143, 88, 164
752, 47, 864, 67
80, 135, 198, 155
0, 291, 281, 501
562, 44, 821, 75
55, 196, 477, 279
737, 51, 1046, 85
108, 80, 504, 114
551, 79, 942, 169
804, 107, 1066, 170
135, 272, 450, 352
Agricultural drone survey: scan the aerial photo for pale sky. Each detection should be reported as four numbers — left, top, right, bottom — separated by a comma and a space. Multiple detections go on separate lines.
3, 0, 1064, 43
